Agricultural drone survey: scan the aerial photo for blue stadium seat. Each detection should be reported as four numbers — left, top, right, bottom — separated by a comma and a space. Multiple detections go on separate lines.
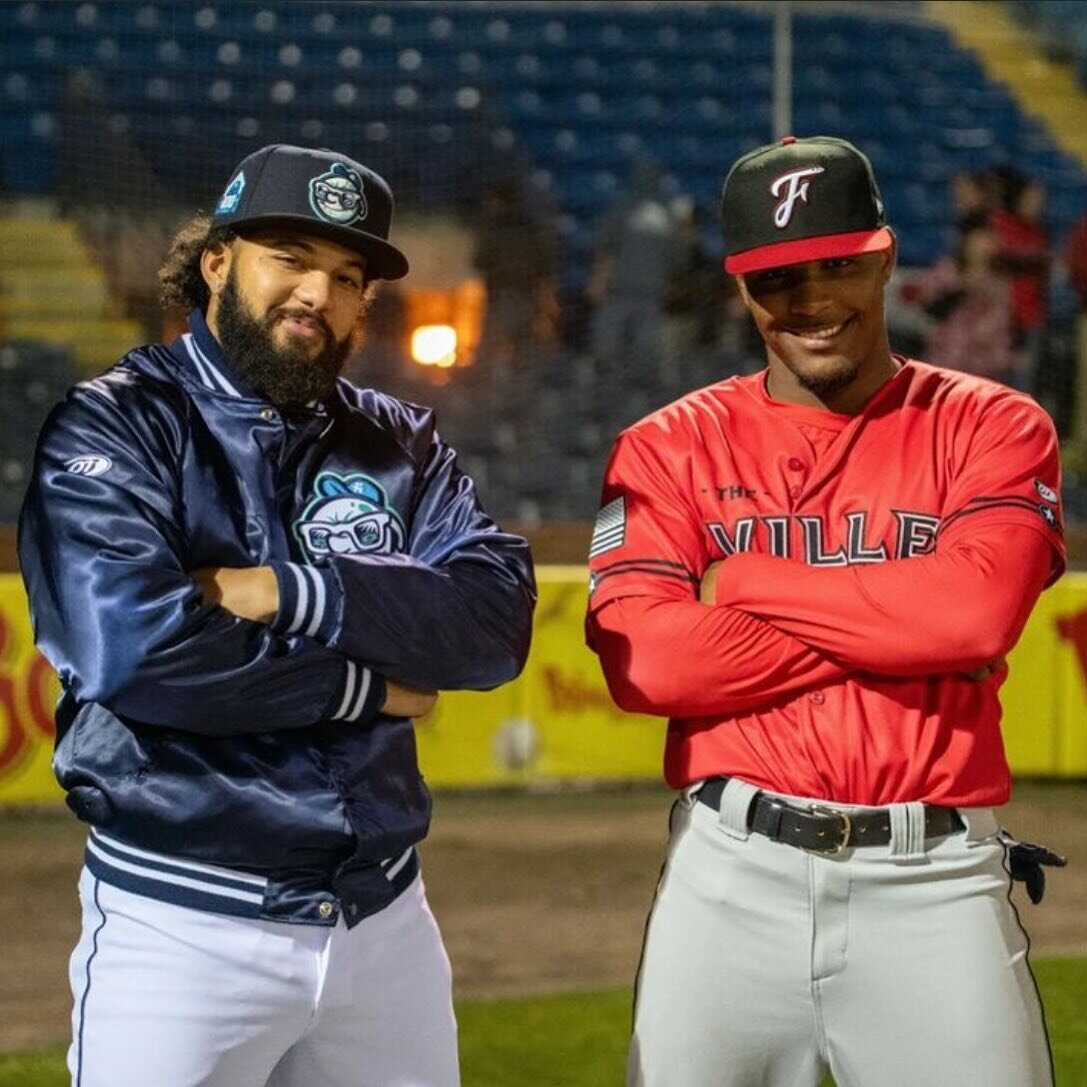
0, 1, 1084, 314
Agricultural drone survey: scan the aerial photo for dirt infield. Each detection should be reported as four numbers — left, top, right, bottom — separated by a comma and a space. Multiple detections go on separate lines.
2, 782, 1085, 1054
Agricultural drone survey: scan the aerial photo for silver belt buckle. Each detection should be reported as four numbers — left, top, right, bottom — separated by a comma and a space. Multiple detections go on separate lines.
808, 805, 852, 855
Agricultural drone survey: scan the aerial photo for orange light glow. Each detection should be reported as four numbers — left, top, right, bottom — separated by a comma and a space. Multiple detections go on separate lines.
411, 324, 457, 368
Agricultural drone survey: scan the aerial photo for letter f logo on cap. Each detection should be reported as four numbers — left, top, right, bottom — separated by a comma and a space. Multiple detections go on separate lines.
770, 166, 826, 228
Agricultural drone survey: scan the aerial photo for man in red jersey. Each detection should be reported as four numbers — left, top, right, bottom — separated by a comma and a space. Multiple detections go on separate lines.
586, 136, 1065, 1087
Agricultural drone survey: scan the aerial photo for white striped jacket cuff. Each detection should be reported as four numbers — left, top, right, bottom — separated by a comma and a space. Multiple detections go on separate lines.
329, 659, 385, 723
270, 561, 339, 642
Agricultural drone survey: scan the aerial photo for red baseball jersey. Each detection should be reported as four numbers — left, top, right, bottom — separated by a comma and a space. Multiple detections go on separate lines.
586, 359, 1065, 807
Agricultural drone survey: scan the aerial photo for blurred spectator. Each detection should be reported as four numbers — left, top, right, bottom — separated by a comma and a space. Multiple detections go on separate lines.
588, 160, 677, 378
903, 223, 1020, 385
989, 166, 1051, 392
1063, 211, 1087, 467
950, 169, 991, 238
660, 199, 721, 374
472, 180, 558, 370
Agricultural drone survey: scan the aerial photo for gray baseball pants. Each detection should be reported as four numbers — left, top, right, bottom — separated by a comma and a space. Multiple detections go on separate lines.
628, 778, 1053, 1087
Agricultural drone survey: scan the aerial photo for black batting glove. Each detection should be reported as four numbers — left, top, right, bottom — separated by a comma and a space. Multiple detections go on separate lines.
998, 831, 1067, 905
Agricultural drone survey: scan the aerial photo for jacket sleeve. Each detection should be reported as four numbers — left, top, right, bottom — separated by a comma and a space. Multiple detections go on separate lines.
585, 430, 850, 717
18, 381, 384, 734
712, 393, 1065, 675
266, 422, 536, 691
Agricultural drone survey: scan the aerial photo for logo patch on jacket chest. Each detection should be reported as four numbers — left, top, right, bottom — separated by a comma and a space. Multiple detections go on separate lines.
295, 472, 405, 560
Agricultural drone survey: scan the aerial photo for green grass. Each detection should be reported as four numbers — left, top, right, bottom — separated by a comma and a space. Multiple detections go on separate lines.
459, 988, 632, 1085
4, 960, 1085, 1086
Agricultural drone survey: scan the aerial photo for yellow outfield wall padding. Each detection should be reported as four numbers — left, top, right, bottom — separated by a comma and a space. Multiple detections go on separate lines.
0, 568, 1085, 804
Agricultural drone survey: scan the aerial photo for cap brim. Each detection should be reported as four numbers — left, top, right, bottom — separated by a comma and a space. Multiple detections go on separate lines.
233, 215, 410, 280
725, 227, 893, 275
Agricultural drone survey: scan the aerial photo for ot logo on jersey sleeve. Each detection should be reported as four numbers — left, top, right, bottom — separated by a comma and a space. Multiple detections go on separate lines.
1034, 479, 1059, 504
294, 472, 405, 562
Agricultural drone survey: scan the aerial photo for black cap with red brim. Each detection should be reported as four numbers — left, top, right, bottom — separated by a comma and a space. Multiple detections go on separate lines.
721, 135, 893, 275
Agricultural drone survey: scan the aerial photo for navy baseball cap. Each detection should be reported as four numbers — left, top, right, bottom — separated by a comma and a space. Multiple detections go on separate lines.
721, 136, 893, 275
212, 144, 409, 280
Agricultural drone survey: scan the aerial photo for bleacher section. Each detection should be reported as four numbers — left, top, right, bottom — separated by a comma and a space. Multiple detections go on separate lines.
0, 214, 143, 369
0, 338, 80, 521
2, 1, 1086, 271
1009, 1, 1087, 75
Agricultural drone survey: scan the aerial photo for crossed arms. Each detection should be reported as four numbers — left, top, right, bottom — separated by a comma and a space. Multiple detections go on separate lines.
586, 423, 1061, 719
20, 386, 535, 735
589, 529, 1052, 719
191, 565, 435, 718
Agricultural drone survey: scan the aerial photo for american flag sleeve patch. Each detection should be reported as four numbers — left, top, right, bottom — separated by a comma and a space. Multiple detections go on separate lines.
589, 496, 626, 558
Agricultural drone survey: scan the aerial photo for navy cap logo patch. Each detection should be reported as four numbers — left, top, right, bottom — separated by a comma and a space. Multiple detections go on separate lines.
309, 162, 366, 226
215, 171, 246, 215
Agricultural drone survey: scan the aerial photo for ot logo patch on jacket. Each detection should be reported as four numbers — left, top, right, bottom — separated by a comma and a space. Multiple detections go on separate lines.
295, 472, 405, 561
64, 455, 112, 477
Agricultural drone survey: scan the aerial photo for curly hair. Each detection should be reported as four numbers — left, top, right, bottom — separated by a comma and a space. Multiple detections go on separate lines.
158, 214, 380, 316
158, 214, 236, 314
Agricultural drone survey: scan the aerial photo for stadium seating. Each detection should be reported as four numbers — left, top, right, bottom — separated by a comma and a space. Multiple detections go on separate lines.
1008, 1, 1087, 74
0, 339, 79, 522
2, 0, 1085, 272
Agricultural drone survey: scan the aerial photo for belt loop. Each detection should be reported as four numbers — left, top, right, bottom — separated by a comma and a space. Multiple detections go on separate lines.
682, 782, 705, 810
717, 778, 761, 841
888, 801, 928, 860
957, 806, 998, 844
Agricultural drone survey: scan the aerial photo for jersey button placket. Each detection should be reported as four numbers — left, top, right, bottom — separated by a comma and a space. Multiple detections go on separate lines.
318, 900, 335, 920
787, 457, 805, 501
809, 690, 825, 705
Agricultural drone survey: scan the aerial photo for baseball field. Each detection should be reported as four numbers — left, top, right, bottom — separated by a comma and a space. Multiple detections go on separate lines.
1, 782, 1085, 1086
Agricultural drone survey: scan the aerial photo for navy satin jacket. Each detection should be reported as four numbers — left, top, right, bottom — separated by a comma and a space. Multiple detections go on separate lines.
19, 309, 536, 926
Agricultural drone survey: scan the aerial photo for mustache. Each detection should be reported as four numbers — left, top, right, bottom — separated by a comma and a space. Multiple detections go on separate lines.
270, 308, 332, 339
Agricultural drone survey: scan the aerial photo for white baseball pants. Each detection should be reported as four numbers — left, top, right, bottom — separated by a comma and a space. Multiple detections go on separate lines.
68, 868, 459, 1087
628, 780, 1054, 1087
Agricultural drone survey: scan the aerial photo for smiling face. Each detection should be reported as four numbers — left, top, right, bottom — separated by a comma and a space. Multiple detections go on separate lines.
201, 229, 370, 405
737, 245, 897, 413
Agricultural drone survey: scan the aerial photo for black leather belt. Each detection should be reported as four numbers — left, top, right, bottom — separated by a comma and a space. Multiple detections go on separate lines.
696, 777, 964, 856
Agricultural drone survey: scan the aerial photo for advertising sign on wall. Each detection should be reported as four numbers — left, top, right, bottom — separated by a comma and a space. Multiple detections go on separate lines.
1, 570, 1085, 804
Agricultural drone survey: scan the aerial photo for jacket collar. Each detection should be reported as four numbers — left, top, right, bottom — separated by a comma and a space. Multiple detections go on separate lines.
170, 308, 256, 400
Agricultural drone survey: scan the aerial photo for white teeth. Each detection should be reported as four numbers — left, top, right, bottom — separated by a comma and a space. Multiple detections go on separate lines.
791, 321, 846, 339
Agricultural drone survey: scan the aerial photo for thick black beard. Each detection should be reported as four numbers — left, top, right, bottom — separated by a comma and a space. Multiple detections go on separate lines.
214, 271, 353, 407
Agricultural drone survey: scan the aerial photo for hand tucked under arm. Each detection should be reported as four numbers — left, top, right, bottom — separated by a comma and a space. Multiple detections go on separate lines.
711, 522, 1054, 675
192, 566, 279, 624
193, 566, 438, 718
382, 681, 438, 719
